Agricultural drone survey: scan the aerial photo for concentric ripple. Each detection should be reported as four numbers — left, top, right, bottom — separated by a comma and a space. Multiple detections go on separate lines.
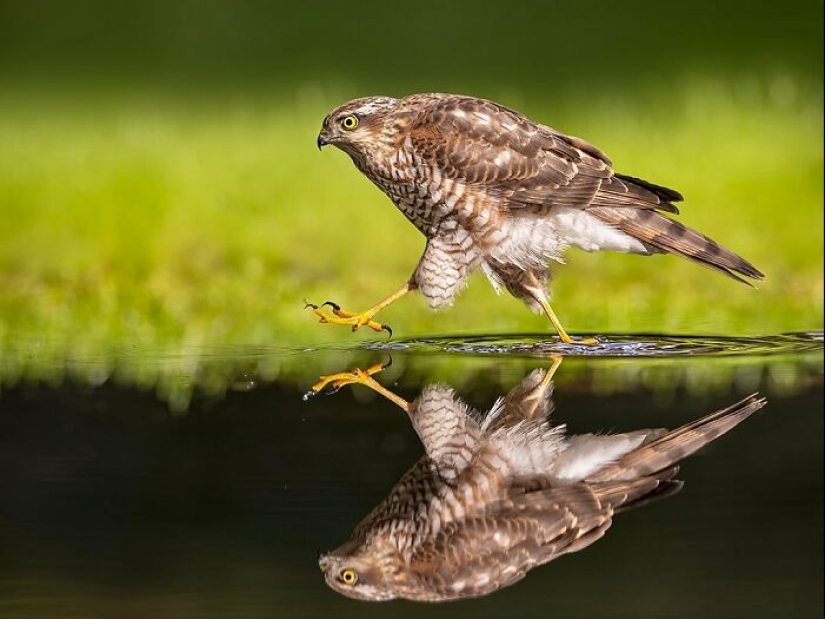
364, 331, 824, 358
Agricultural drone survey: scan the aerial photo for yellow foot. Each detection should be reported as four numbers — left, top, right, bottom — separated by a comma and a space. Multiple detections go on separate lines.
557, 334, 600, 346
535, 297, 600, 347
303, 360, 390, 401
305, 301, 392, 336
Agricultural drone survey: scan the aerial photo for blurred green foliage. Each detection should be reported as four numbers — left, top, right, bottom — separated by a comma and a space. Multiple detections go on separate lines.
0, 1, 822, 395
1, 1, 822, 94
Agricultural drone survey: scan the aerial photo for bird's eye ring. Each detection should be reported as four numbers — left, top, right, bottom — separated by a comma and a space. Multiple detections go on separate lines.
339, 568, 359, 585
340, 115, 359, 131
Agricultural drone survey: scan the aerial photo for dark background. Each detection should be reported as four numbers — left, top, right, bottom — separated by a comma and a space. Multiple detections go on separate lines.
1, 1, 822, 97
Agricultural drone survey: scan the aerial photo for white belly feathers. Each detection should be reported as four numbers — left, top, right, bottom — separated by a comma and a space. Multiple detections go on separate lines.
490, 207, 650, 271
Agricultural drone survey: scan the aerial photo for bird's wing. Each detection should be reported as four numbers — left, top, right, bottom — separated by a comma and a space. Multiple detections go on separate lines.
405, 95, 768, 283
406, 483, 611, 601
406, 94, 681, 215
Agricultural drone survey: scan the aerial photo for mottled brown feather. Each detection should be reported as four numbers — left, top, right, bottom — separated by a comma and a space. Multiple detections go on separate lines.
408, 484, 608, 599
319, 362, 765, 602
403, 94, 761, 282
587, 206, 765, 283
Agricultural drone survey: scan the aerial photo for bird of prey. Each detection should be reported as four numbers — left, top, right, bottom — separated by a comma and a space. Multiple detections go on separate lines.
308, 93, 764, 343
310, 360, 766, 602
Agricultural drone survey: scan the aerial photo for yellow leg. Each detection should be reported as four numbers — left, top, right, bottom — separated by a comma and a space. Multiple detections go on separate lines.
537, 297, 598, 346
510, 355, 564, 422
305, 283, 413, 336
539, 355, 564, 390
303, 360, 410, 412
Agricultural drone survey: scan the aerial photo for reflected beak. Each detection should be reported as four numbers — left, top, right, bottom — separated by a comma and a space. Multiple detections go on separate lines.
317, 131, 329, 150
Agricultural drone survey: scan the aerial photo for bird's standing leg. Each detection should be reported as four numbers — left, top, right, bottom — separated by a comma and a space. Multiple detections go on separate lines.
303, 359, 411, 413
305, 282, 415, 337
534, 296, 597, 346
492, 264, 597, 346
520, 274, 597, 346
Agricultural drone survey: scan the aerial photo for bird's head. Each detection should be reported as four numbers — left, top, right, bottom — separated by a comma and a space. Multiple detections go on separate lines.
317, 96, 400, 158
318, 540, 405, 602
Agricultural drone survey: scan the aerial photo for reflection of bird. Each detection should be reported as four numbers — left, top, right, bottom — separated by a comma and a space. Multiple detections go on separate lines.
309, 93, 763, 343
314, 361, 766, 602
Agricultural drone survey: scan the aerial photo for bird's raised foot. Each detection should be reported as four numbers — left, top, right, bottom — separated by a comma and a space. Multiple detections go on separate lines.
303, 360, 391, 401
304, 301, 392, 337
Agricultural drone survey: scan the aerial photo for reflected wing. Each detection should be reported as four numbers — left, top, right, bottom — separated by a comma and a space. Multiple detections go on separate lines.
407, 484, 612, 601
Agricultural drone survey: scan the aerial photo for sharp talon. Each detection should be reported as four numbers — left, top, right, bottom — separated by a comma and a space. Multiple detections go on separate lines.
320, 301, 341, 311
380, 357, 393, 370
382, 324, 393, 338
304, 302, 319, 310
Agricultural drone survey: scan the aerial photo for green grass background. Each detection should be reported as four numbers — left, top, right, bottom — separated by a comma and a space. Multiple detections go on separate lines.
0, 1, 822, 394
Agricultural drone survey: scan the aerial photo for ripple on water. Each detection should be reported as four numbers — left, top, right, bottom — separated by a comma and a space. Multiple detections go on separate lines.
363, 331, 824, 358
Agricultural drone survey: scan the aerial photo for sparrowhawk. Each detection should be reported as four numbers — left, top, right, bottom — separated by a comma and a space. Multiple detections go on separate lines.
312, 360, 765, 601
309, 93, 764, 343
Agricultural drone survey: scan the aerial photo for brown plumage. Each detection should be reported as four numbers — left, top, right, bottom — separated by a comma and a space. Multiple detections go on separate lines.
317, 363, 766, 602
312, 93, 764, 341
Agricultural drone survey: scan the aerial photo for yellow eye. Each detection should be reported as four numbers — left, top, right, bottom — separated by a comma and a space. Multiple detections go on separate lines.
340, 115, 359, 130
339, 568, 359, 585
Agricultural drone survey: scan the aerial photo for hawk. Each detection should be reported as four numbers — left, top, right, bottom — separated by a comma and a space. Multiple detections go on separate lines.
312, 360, 766, 602
309, 93, 764, 343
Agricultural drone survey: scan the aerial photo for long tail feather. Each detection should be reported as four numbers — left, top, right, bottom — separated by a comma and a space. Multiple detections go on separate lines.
588, 205, 765, 284
589, 394, 766, 484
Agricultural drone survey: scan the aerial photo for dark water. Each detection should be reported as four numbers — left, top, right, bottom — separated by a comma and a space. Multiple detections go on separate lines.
0, 334, 822, 618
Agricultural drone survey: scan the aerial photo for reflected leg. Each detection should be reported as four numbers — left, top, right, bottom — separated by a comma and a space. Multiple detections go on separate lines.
304, 360, 410, 412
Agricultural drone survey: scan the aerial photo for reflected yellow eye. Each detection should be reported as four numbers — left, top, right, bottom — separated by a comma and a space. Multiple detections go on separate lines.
339, 568, 359, 585
340, 115, 359, 130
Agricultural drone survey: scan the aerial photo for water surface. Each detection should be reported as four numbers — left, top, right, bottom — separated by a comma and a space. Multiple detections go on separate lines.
0, 334, 822, 618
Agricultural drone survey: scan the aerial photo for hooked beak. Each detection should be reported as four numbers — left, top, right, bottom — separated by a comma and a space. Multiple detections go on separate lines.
317, 131, 330, 150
